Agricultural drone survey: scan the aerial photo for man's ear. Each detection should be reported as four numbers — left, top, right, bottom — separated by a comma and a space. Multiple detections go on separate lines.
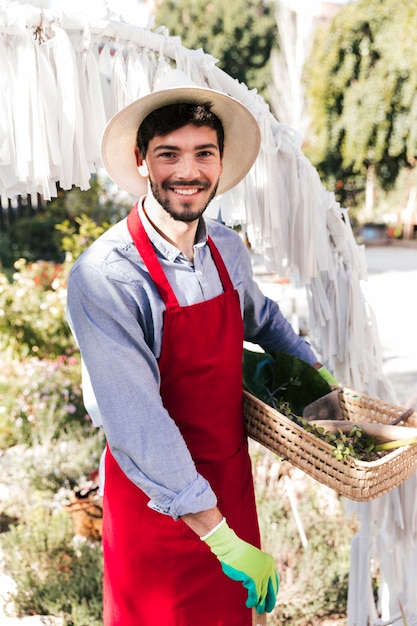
134, 147, 149, 176
138, 162, 149, 177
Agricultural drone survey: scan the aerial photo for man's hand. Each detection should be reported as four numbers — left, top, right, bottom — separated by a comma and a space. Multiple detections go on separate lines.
314, 361, 339, 386
203, 519, 279, 614
318, 365, 339, 386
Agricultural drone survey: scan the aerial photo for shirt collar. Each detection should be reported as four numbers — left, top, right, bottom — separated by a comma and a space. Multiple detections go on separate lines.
137, 200, 208, 262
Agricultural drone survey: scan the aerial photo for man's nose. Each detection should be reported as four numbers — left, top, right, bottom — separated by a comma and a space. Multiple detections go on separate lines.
178, 155, 200, 179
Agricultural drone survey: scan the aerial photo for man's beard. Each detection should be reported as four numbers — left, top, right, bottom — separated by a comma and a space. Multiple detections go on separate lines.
149, 178, 219, 223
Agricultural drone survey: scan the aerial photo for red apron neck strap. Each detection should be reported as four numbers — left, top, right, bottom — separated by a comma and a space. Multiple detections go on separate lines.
127, 204, 179, 309
206, 236, 234, 292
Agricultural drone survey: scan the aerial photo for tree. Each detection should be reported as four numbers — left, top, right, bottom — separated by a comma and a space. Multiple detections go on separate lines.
304, 0, 417, 213
154, 0, 277, 100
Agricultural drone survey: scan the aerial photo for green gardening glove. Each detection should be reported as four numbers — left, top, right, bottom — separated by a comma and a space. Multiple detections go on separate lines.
318, 366, 339, 386
203, 519, 279, 614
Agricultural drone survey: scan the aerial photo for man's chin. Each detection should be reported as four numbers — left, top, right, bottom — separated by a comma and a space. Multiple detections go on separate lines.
166, 205, 206, 223
150, 179, 219, 222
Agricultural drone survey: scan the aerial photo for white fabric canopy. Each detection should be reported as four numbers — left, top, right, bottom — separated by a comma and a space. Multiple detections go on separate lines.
1, 3, 416, 624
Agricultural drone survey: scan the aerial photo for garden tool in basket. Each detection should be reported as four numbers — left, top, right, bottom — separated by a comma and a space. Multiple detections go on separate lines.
302, 390, 343, 421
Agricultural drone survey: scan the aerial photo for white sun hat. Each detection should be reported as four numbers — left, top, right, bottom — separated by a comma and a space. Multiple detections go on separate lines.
100, 70, 261, 197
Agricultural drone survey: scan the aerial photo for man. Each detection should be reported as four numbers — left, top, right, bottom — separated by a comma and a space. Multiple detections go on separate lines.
67, 71, 332, 626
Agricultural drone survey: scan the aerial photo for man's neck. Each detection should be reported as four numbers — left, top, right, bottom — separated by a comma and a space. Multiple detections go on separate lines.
142, 194, 199, 262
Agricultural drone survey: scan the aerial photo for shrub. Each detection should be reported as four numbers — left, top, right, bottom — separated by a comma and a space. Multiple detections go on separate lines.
1, 502, 103, 626
56, 213, 111, 263
0, 433, 105, 524
4, 213, 66, 265
0, 259, 75, 359
0, 355, 90, 449
0, 197, 127, 625
0, 176, 130, 269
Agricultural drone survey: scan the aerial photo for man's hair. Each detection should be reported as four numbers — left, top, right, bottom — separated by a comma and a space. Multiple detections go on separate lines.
137, 102, 224, 158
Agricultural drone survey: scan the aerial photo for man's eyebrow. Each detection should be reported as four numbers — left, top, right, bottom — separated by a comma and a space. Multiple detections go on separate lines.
152, 143, 220, 153
195, 143, 220, 151
152, 144, 178, 153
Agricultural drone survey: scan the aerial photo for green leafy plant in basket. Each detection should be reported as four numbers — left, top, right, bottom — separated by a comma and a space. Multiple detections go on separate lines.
242, 349, 382, 461
242, 348, 332, 416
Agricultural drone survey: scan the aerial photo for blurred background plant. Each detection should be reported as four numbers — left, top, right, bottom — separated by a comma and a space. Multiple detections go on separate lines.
1, 503, 103, 625
251, 446, 356, 625
0, 260, 74, 359
0, 177, 122, 624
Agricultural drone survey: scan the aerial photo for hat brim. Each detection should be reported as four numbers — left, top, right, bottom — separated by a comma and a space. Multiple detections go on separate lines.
101, 85, 261, 197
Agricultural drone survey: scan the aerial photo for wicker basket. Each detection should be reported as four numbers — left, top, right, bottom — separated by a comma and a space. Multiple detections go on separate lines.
243, 388, 417, 501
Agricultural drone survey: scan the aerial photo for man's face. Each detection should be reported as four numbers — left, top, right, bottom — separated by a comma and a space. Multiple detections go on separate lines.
139, 124, 223, 223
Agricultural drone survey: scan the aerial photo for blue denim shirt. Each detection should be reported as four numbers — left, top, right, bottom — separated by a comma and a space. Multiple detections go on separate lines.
67, 204, 317, 519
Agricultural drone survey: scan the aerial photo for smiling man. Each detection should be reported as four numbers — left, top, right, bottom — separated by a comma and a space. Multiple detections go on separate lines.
67, 71, 329, 626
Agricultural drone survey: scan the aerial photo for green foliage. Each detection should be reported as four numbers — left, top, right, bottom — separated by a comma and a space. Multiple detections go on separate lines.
1, 503, 103, 625
154, 0, 277, 100
1, 213, 66, 266
0, 176, 130, 269
47, 177, 129, 227
0, 355, 93, 449
375, 165, 417, 225
0, 258, 75, 359
243, 349, 383, 461
0, 205, 120, 361
0, 196, 114, 624
0, 434, 105, 524
243, 348, 331, 415
305, 0, 417, 207
299, 419, 380, 462
56, 213, 111, 263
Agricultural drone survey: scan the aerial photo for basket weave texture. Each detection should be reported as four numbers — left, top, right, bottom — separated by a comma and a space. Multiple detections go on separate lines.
243, 388, 417, 502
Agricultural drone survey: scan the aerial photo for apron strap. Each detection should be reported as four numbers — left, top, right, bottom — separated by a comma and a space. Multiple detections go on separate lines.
127, 205, 180, 309
207, 236, 234, 293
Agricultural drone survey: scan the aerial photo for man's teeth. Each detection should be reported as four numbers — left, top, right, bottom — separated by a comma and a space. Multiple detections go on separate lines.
174, 188, 199, 195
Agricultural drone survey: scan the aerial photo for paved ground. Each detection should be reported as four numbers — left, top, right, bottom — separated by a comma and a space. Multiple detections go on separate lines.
361, 242, 417, 408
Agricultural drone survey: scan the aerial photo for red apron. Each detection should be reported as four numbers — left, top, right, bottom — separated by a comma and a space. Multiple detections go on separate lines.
102, 205, 260, 626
